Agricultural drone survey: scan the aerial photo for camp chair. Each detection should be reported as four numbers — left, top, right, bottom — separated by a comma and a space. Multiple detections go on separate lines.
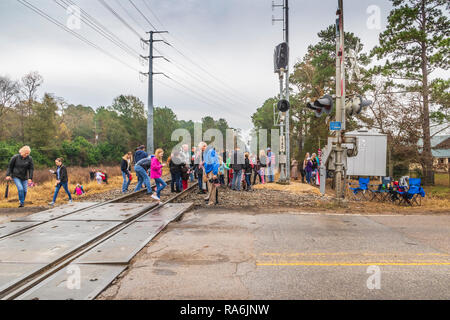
388, 181, 405, 204
370, 177, 392, 202
348, 178, 371, 201
399, 178, 426, 206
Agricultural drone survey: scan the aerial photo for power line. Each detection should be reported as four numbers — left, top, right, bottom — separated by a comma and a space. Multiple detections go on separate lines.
16, 0, 140, 72
140, 0, 253, 106
54, 0, 141, 59
128, 0, 157, 30
97, 0, 143, 40
128, 0, 250, 108
113, 0, 146, 34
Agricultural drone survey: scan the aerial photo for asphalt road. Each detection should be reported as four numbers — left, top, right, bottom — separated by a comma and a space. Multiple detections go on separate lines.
99, 209, 450, 300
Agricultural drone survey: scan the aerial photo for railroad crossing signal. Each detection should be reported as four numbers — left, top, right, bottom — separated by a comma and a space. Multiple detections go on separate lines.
345, 95, 372, 116
307, 94, 334, 117
277, 99, 290, 113
274, 42, 289, 73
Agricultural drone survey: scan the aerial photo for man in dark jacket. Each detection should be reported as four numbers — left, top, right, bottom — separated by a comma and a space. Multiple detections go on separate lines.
5, 146, 34, 208
134, 145, 148, 165
169, 152, 184, 193
231, 147, 244, 191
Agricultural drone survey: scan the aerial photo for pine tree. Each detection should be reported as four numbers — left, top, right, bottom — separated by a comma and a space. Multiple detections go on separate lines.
371, 0, 449, 184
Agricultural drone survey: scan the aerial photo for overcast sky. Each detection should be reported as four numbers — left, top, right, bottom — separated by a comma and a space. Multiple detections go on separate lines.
0, 0, 396, 130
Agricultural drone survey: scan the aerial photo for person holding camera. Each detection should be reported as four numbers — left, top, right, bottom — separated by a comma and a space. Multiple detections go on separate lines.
204, 147, 220, 206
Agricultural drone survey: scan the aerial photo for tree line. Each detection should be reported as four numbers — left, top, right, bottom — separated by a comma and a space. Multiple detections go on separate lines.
0, 72, 232, 168
252, 0, 449, 183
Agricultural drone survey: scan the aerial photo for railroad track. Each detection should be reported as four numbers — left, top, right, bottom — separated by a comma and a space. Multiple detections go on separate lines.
0, 180, 198, 300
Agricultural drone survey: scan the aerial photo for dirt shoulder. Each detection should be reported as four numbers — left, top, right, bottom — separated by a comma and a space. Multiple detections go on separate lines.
173, 181, 450, 215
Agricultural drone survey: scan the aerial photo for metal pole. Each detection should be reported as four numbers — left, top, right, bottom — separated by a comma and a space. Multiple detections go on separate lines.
279, 73, 287, 183
147, 31, 154, 155
284, 0, 291, 182
334, 0, 345, 199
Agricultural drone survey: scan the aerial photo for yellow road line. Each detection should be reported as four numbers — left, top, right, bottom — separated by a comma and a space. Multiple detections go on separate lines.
260, 252, 450, 257
256, 261, 450, 266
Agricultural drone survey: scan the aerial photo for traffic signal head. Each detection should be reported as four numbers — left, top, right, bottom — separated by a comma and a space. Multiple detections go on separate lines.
277, 99, 290, 113
345, 95, 372, 116
274, 42, 289, 73
307, 94, 334, 117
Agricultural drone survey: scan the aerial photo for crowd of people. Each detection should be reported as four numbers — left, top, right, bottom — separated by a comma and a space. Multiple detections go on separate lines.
4, 144, 321, 208
292, 152, 321, 186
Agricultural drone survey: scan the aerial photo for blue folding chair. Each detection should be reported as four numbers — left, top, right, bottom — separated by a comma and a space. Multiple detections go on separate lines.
400, 178, 426, 206
370, 177, 392, 202
348, 178, 370, 201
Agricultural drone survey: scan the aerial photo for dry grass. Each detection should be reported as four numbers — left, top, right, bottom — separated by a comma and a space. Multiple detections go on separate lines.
0, 173, 129, 208
254, 180, 322, 196
0, 166, 170, 208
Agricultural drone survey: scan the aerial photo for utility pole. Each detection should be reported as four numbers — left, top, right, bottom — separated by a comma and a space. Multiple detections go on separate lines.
140, 31, 169, 155
272, 0, 290, 185
334, 0, 346, 198
284, 0, 290, 181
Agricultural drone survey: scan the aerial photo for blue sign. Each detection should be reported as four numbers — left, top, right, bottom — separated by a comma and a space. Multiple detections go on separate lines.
330, 122, 342, 131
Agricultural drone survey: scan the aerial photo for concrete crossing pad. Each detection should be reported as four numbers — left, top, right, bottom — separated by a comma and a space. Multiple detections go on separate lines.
0, 220, 121, 263
75, 221, 167, 264
138, 203, 193, 222
12, 202, 98, 222
60, 203, 156, 222
0, 221, 43, 239
17, 264, 127, 300
0, 263, 46, 295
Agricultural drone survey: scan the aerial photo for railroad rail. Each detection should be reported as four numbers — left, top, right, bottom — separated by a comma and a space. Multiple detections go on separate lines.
0, 180, 198, 300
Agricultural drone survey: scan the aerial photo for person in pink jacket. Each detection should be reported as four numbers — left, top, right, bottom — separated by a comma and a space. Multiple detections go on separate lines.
151, 148, 167, 201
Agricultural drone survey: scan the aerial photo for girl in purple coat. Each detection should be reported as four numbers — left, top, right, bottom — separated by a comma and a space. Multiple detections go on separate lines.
304, 153, 313, 184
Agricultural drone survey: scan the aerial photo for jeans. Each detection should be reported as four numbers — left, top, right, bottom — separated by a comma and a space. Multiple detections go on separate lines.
53, 182, 72, 203
171, 172, 182, 192
267, 166, 275, 182
306, 171, 312, 184
122, 172, 131, 193
198, 171, 204, 191
134, 165, 152, 194
189, 171, 194, 182
245, 174, 252, 190
13, 178, 28, 205
232, 170, 243, 191
154, 178, 167, 198
253, 171, 262, 185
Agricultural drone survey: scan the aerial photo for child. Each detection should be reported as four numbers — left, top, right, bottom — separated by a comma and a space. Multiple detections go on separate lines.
244, 153, 253, 191
96, 171, 105, 184
49, 158, 72, 206
74, 184, 85, 196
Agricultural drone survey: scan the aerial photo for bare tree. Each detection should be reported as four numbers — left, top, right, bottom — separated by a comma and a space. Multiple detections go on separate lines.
17, 72, 44, 142
0, 76, 19, 137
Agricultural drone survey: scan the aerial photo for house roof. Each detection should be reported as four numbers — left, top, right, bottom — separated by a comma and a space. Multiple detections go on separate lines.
418, 135, 450, 158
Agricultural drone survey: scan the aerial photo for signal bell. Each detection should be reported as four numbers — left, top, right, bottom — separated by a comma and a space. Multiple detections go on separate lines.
307, 94, 334, 117
278, 99, 290, 113
345, 95, 372, 116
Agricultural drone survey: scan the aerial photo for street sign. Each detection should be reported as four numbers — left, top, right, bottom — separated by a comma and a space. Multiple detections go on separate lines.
330, 122, 342, 131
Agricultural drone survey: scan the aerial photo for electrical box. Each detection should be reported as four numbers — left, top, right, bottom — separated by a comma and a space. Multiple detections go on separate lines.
345, 130, 387, 177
